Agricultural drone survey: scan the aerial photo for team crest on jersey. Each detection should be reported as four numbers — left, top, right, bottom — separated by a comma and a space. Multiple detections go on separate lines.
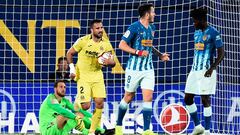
100, 46, 104, 51
80, 95, 85, 100
202, 34, 208, 41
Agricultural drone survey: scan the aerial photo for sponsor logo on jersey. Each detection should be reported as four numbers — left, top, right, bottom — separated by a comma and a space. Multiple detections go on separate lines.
195, 43, 205, 50
141, 39, 153, 46
85, 50, 99, 57
123, 30, 130, 38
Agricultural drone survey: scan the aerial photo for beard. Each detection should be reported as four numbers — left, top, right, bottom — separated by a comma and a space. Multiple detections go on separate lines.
56, 90, 65, 97
94, 32, 103, 39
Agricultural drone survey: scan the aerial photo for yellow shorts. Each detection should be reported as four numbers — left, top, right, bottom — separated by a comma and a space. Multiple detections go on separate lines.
76, 80, 106, 103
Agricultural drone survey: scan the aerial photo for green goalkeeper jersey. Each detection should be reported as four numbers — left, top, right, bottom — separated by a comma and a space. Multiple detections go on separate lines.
39, 94, 77, 131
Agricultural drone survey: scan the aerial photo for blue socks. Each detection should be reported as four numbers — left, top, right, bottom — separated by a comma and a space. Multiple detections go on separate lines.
204, 106, 212, 130
186, 103, 212, 130
186, 103, 200, 126
143, 102, 152, 131
116, 99, 129, 126
117, 99, 153, 131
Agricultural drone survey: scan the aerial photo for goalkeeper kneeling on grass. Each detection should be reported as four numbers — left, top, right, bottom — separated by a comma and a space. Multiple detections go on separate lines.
39, 80, 105, 135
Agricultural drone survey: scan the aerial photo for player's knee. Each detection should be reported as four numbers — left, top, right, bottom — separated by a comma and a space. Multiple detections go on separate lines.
81, 102, 91, 110
94, 98, 104, 109
184, 93, 195, 105
56, 115, 68, 129
124, 92, 135, 103
184, 96, 194, 105
201, 96, 211, 107
143, 94, 153, 102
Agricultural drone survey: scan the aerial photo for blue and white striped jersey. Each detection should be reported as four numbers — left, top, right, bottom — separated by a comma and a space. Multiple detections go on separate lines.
192, 25, 223, 71
122, 21, 155, 71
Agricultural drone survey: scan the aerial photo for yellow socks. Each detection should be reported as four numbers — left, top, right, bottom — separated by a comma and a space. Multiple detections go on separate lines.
89, 108, 102, 133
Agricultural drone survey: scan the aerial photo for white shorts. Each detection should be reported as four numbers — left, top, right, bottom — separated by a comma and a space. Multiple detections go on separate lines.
124, 69, 155, 92
185, 69, 217, 95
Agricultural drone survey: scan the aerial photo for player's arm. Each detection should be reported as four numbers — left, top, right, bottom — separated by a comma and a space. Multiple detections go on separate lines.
47, 95, 77, 119
204, 32, 224, 77
66, 47, 77, 79
65, 99, 92, 118
67, 38, 84, 79
211, 47, 224, 69
120, 25, 149, 57
119, 40, 149, 57
79, 109, 93, 118
152, 46, 170, 61
150, 23, 170, 61
204, 46, 224, 77
119, 40, 137, 54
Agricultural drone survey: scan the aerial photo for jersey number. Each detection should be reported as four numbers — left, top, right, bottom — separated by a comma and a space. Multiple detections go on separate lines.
79, 86, 84, 94
127, 75, 131, 83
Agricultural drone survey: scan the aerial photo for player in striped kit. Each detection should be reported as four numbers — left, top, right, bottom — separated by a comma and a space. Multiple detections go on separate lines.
184, 8, 224, 135
115, 3, 170, 135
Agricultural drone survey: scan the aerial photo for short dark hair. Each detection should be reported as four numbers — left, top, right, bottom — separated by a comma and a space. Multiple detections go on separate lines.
190, 7, 207, 21
54, 80, 65, 88
57, 56, 67, 64
90, 19, 102, 28
138, 3, 154, 18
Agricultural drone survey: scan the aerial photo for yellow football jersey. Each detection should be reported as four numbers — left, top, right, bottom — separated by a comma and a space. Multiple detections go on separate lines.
73, 34, 112, 82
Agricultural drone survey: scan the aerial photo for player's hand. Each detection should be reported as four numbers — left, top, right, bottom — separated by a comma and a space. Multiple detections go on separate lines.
204, 67, 214, 77
75, 112, 84, 119
160, 53, 170, 61
75, 115, 82, 121
142, 50, 149, 57
135, 50, 149, 57
103, 58, 116, 67
75, 115, 85, 131
69, 73, 76, 79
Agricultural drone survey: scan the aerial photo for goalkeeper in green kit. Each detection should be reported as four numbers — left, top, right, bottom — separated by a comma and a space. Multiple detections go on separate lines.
39, 80, 105, 135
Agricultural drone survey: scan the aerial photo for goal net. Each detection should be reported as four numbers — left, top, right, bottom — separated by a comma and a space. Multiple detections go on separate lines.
0, 0, 239, 134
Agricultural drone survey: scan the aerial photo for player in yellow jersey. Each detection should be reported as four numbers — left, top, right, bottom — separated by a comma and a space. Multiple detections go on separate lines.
66, 19, 115, 135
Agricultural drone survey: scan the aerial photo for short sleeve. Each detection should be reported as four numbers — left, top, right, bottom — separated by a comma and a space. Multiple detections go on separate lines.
105, 41, 113, 53
121, 25, 137, 44
213, 31, 223, 48
73, 37, 85, 52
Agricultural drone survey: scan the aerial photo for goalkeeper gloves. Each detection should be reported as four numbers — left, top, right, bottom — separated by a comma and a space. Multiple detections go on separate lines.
75, 116, 88, 135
